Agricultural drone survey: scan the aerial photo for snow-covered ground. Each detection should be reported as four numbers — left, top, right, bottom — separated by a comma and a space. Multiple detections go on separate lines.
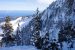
0, 46, 37, 50
0, 41, 75, 50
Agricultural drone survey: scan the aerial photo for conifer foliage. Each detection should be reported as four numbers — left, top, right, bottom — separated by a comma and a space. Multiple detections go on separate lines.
1, 16, 14, 46
32, 8, 42, 49
2, 16, 13, 37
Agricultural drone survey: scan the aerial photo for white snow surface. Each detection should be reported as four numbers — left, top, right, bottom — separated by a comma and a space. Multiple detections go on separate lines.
0, 46, 37, 50
11, 17, 33, 32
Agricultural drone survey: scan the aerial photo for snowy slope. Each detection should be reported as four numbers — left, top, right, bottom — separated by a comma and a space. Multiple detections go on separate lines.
0, 16, 33, 42
11, 17, 33, 32
40, 0, 75, 40
0, 17, 33, 34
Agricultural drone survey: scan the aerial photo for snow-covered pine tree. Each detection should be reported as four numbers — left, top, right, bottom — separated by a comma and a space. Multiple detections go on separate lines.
2, 16, 13, 37
32, 8, 42, 49
20, 27, 25, 46
42, 32, 50, 50
1, 16, 14, 46
15, 23, 21, 46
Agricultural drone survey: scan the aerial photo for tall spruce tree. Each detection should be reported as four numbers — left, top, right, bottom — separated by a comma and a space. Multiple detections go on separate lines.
1, 16, 13, 46
32, 8, 42, 49
2, 16, 13, 37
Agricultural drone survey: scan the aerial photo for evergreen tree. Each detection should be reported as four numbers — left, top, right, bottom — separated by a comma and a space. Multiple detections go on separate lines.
1, 16, 13, 46
15, 23, 21, 46
32, 8, 42, 49
42, 32, 50, 50
2, 16, 13, 37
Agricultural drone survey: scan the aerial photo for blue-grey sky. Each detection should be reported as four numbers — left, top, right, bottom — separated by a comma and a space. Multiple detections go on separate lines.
0, 0, 56, 11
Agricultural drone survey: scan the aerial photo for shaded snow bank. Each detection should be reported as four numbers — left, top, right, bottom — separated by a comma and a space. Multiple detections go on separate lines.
0, 46, 37, 50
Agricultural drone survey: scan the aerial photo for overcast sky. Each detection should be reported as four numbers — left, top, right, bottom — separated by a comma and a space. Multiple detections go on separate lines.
0, 0, 56, 11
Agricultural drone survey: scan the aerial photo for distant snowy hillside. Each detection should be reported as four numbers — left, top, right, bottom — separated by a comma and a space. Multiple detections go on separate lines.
0, 16, 33, 35
11, 16, 33, 34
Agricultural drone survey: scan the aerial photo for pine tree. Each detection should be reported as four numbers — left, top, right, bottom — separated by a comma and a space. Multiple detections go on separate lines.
42, 32, 50, 50
2, 16, 13, 37
32, 8, 42, 49
1, 16, 13, 46
16, 23, 21, 46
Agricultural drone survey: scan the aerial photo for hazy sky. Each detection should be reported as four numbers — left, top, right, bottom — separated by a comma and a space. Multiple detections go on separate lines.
0, 0, 56, 11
